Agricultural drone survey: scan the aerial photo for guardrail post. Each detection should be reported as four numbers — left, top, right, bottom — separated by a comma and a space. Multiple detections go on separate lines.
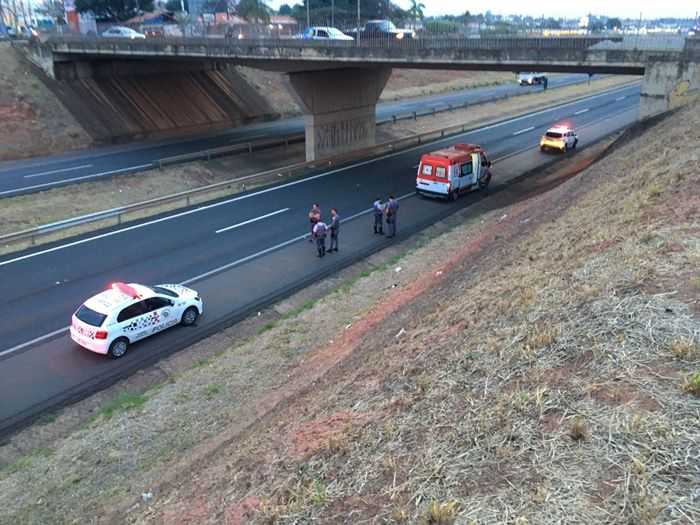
413, 111, 417, 120
186, 196, 191, 207
31, 233, 36, 246
117, 214, 122, 225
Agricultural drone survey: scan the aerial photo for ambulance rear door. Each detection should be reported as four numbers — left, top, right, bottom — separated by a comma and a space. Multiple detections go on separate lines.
416, 159, 450, 197
471, 153, 482, 187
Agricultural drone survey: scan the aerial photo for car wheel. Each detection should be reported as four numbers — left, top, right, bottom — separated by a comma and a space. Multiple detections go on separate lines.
181, 306, 199, 326
108, 337, 129, 359
450, 190, 458, 201
540, 146, 546, 152
573, 139, 578, 149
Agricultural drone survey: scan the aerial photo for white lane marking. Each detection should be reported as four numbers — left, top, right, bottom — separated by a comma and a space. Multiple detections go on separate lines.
23, 164, 93, 179
513, 126, 535, 136
0, 164, 152, 196
616, 96, 626, 101
0, 327, 69, 358
574, 108, 590, 115
0, 83, 640, 268
215, 208, 290, 234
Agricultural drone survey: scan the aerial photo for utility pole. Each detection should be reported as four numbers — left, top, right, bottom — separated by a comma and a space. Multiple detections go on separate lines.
306, 0, 310, 28
357, 0, 360, 33
331, 0, 334, 27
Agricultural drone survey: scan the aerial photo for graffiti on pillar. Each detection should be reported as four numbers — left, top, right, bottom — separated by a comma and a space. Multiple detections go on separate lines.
315, 117, 370, 153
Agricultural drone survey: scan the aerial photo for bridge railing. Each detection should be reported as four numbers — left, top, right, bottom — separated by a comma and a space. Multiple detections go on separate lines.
46, 34, 634, 52
44, 33, 691, 55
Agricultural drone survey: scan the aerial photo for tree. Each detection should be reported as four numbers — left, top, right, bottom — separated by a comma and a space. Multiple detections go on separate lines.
606, 17, 622, 30
75, 0, 155, 21
408, 0, 424, 28
236, 0, 271, 23
278, 3, 292, 15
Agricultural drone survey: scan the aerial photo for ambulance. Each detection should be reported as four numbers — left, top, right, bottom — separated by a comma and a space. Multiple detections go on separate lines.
416, 144, 493, 200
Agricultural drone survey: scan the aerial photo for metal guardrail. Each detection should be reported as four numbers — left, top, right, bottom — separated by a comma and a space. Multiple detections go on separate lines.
0, 79, 639, 248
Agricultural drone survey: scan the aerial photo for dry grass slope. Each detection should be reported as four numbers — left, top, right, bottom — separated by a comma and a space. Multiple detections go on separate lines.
0, 43, 90, 160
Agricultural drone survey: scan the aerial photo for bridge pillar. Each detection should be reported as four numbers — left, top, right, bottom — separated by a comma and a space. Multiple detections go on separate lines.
640, 60, 700, 119
288, 67, 391, 161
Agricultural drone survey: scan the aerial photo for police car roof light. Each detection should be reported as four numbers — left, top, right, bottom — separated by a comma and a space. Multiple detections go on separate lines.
111, 282, 140, 299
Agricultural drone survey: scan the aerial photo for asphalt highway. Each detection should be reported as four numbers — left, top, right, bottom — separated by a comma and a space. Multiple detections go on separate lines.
0, 82, 640, 433
0, 74, 596, 197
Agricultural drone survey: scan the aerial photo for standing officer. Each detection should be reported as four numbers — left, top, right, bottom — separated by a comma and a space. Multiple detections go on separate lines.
308, 203, 320, 242
372, 197, 385, 235
385, 195, 399, 238
313, 220, 328, 257
328, 208, 340, 253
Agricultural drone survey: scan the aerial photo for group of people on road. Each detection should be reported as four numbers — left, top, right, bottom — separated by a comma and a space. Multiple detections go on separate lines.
308, 196, 399, 258
373, 196, 399, 238
308, 204, 339, 258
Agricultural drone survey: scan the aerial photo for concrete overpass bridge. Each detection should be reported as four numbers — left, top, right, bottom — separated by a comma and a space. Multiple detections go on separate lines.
32, 35, 700, 160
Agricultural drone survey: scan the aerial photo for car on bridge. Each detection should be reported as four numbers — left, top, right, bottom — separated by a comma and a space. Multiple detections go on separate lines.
101, 26, 146, 39
518, 72, 547, 86
540, 125, 578, 152
296, 26, 354, 41
416, 144, 492, 200
346, 20, 415, 40
71, 282, 203, 358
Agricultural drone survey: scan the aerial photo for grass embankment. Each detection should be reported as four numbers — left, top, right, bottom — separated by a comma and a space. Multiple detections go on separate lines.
1, 96, 697, 524
0, 43, 90, 160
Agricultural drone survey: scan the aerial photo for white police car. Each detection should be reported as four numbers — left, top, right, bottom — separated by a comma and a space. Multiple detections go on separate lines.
70, 282, 203, 358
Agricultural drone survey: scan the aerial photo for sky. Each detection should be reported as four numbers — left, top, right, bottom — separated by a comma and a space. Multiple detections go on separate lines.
269, 1, 700, 20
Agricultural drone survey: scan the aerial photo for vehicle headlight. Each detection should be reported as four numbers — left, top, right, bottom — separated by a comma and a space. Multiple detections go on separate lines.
395, 32, 404, 40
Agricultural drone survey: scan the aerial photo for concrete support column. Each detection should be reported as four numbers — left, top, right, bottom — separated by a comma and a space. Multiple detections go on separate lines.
288, 67, 391, 161
640, 60, 700, 120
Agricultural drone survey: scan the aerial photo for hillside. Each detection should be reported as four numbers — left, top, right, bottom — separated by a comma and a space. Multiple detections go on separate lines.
0, 43, 91, 160
0, 101, 698, 524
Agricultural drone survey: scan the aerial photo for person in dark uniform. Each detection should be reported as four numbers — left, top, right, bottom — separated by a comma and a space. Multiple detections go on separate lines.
385, 195, 399, 238
328, 208, 340, 252
313, 220, 327, 257
308, 203, 320, 242
372, 198, 385, 234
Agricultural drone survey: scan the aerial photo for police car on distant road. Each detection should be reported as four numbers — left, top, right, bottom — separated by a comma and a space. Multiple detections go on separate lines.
70, 282, 203, 358
540, 125, 578, 152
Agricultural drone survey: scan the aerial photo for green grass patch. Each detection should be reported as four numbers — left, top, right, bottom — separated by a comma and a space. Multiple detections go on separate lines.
1, 448, 53, 476
205, 384, 222, 399
192, 357, 212, 369
682, 371, 700, 396
96, 392, 147, 421
258, 321, 277, 334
